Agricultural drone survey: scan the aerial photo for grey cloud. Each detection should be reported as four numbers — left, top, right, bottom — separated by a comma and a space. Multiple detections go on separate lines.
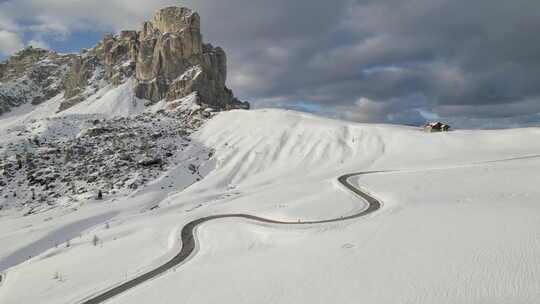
1, 0, 540, 127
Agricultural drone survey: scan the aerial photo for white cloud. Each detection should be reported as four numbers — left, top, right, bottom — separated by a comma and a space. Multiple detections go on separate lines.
344, 97, 390, 123
0, 30, 23, 55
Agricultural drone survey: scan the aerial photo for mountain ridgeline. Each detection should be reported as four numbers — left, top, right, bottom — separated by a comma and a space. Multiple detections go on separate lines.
0, 6, 249, 115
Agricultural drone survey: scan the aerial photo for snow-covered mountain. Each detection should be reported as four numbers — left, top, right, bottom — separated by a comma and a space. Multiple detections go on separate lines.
0, 6, 250, 212
2, 5, 540, 304
0, 6, 248, 116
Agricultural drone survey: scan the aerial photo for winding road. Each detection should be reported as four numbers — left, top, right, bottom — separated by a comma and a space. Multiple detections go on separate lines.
78, 171, 383, 304
75, 153, 540, 304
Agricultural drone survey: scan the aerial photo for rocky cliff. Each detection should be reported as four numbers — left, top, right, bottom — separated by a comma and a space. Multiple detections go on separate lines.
0, 6, 249, 115
0, 48, 74, 115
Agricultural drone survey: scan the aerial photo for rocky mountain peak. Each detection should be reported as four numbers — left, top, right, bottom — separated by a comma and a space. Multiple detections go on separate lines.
131, 6, 247, 110
0, 7, 245, 210
0, 6, 249, 116
152, 6, 200, 34
61, 5, 248, 112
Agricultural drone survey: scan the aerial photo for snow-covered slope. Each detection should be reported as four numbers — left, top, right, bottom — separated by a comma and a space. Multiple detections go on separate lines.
62, 79, 145, 117
1, 109, 540, 304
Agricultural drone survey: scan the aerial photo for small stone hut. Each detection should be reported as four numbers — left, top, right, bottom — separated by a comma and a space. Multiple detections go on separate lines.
424, 122, 451, 132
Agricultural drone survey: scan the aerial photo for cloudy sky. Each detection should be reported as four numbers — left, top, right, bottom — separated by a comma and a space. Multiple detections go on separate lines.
1, 0, 539, 128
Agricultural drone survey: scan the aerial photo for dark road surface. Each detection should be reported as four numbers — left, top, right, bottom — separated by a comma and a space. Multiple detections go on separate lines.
78, 171, 383, 304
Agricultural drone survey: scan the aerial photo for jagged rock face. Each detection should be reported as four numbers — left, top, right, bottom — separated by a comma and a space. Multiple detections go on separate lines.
0, 48, 74, 115
133, 6, 246, 109
152, 6, 201, 34
0, 6, 249, 115
62, 32, 139, 111
63, 6, 248, 111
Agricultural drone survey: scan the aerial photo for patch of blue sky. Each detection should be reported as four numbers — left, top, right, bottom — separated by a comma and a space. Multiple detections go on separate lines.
25, 30, 106, 54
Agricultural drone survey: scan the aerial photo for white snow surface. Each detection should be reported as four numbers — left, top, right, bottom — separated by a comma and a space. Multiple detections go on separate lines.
1, 108, 540, 303
62, 79, 146, 117
0, 77, 183, 135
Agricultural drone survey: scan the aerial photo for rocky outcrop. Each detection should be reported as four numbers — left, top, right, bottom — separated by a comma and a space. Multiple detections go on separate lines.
152, 7, 201, 34
61, 32, 139, 111
133, 6, 246, 109
61, 6, 248, 111
0, 47, 74, 115
0, 110, 213, 209
0, 6, 248, 116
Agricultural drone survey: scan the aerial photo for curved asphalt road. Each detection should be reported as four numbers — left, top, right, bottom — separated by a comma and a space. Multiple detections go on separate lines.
78, 154, 540, 304
78, 171, 383, 304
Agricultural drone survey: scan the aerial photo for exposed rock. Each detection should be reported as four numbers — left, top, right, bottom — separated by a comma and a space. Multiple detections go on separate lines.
0, 111, 214, 210
133, 6, 244, 109
63, 56, 98, 99
152, 6, 201, 34
79, 127, 113, 137
61, 31, 138, 110
138, 157, 163, 167
60, 6, 248, 111
0, 47, 75, 115
0, 6, 249, 115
